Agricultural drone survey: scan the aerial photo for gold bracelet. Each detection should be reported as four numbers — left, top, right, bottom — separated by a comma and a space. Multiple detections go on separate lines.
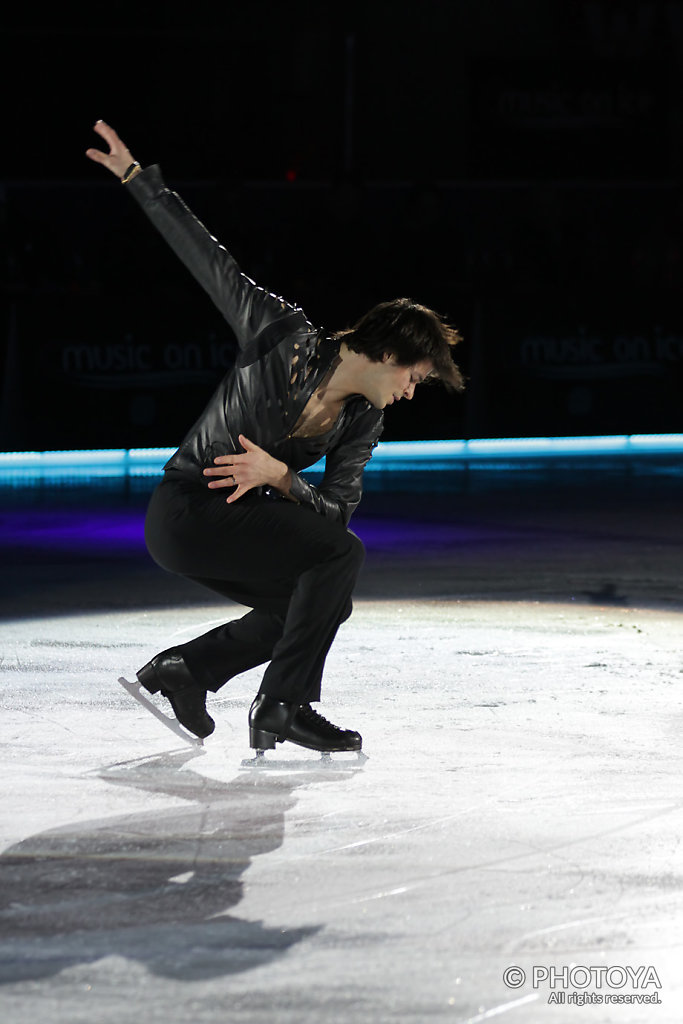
121, 161, 141, 184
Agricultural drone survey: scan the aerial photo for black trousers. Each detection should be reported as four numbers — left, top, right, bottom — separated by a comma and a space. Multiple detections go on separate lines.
143, 474, 365, 705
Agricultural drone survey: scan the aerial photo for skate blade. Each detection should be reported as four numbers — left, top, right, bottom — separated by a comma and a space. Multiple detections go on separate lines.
240, 749, 368, 771
118, 677, 204, 747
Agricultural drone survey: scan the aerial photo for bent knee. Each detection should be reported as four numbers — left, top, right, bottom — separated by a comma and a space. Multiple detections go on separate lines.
307, 523, 366, 571
340, 597, 354, 624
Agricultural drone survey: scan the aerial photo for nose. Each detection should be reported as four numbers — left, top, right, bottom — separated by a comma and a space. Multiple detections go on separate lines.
403, 381, 416, 400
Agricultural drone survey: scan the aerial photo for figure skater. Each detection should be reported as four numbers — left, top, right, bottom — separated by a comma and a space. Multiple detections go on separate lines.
86, 121, 464, 755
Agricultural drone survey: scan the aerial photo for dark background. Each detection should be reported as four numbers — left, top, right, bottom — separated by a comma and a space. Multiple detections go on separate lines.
2, 0, 682, 449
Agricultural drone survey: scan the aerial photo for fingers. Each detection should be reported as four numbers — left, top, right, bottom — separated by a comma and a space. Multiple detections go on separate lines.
84, 147, 110, 167
226, 485, 248, 504
204, 462, 241, 490
208, 480, 235, 490
202, 443, 266, 502
92, 119, 121, 150
238, 434, 261, 452
208, 440, 257, 460
205, 474, 235, 489
86, 120, 135, 178
203, 462, 238, 486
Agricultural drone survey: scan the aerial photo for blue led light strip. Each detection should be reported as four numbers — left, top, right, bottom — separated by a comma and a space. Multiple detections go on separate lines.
0, 435, 682, 480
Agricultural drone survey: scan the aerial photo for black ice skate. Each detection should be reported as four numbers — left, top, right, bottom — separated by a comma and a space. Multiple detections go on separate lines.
132, 648, 215, 739
118, 677, 204, 747
248, 695, 362, 761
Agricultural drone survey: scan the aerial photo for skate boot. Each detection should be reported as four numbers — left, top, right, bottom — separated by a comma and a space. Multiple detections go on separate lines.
136, 648, 215, 739
249, 695, 362, 753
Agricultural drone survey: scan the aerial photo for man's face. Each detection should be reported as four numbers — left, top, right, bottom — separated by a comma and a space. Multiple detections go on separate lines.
366, 354, 434, 409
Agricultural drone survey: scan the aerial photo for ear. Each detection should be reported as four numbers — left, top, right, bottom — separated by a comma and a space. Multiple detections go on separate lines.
381, 351, 393, 364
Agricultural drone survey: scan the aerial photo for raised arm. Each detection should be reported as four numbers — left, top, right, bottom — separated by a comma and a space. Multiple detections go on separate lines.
86, 121, 306, 349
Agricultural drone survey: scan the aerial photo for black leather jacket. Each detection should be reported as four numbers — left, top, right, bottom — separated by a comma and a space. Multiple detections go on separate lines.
126, 165, 383, 526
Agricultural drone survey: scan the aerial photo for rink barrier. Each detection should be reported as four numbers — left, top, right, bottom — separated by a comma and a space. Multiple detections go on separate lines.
1, 435, 682, 482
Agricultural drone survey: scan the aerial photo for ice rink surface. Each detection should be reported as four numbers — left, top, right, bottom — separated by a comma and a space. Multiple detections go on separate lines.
1, 462, 682, 1022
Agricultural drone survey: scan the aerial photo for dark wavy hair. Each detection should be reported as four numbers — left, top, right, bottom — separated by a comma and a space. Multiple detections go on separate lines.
335, 298, 465, 392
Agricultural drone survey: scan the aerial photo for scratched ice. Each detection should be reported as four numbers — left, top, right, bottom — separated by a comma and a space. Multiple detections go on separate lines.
1, 594, 681, 1024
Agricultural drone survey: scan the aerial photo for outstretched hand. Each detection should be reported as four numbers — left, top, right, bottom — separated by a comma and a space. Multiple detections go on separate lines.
203, 434, 292, 503
85, 120, 139, 179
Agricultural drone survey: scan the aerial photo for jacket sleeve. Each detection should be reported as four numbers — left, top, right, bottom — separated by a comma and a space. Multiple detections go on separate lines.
124, 165, 304, 348
286, 405, 384, 527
